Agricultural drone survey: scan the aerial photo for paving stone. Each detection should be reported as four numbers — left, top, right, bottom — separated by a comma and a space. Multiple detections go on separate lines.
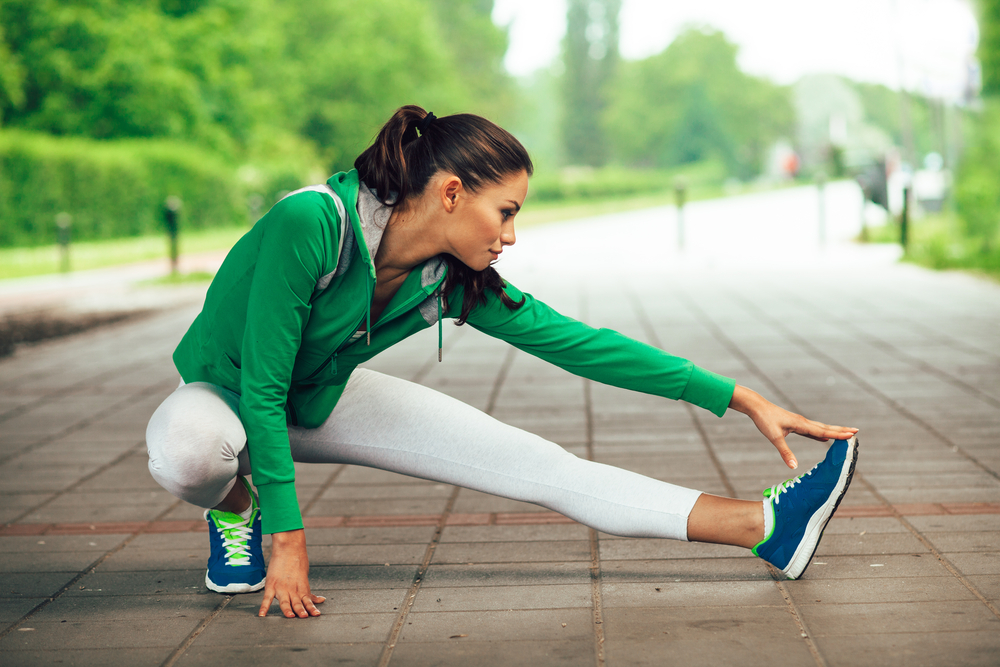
967, 575, 1000, 601
789, 576, 978, 604
0, 597, 44, 622
64, 569, 205, 596
601, 580, 784, 608
411, 583, 592, 612
924, 531, 1000, 553
824, 517, 908, 534
30, 593, 221, 622
0, 572, 79, 598
390, 639, 592, 667
0, 648, 172, 666
601, 557, 773, 583
944, 552, 1000, 576
814, 531, 930, 556
421, 562, 590, 588
0, 617, 201, 650
433, 540, 591, 565
598, 538, 750, 560
176, 643, 383, 667
308, 564, 418, 591
908, 514, 1000, 533
439, 524, 589, 543
813, 631, 1000, 667
799, 600, 1000, 636
602, 606, 811, 665
194, 610, 397, 645
304, 526, 436, 546
791, 553, 952, 580
399, 608, 592, 642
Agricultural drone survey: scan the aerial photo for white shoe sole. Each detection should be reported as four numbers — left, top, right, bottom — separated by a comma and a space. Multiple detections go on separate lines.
781, 435, 859, 580
205, 571, 266, 594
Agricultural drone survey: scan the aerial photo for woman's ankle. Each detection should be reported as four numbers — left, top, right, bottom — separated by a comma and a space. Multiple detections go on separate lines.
687, 494, 765, 550
213, 477, 251, 515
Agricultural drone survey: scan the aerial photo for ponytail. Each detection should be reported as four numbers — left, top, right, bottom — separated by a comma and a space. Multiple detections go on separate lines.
354, 106, 534, 324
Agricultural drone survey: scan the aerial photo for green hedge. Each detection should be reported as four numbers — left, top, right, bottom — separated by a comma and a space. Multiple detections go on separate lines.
0, 132, 256, 247
954, 100, 1000, 248
528, 160, 728, 203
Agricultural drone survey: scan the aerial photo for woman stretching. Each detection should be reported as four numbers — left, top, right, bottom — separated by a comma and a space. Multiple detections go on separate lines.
146, 106, 859, 619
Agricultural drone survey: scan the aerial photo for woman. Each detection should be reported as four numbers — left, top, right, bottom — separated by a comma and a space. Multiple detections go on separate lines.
146, 106, 859, 620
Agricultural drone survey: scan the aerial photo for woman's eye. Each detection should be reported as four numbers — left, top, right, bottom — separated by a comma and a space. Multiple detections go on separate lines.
502, 210, 513, 220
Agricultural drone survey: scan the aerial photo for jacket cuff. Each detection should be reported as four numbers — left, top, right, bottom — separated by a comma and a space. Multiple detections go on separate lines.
681, 365, 736, 418
256, 481, 304, 534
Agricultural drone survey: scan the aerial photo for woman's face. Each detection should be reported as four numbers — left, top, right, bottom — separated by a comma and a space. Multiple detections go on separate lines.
442, 170, 529, 271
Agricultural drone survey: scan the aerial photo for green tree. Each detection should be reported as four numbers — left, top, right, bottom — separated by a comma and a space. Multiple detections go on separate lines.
980, 0, 1000, 95
428, 0, 515, 124
603, 27, 792, 177
561, 0, 621, 166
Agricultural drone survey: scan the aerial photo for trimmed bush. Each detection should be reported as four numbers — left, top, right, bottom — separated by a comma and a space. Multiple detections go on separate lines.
528, 160, 728, 203
0, 131, 248, 247
954, 100, 1000, 249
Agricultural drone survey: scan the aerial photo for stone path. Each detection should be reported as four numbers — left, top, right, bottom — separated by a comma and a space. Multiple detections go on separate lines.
1, 184, 998, 665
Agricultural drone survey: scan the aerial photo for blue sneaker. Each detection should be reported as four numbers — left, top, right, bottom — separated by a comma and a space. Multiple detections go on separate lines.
204, 477, 266, 593
753, 436, 859, 580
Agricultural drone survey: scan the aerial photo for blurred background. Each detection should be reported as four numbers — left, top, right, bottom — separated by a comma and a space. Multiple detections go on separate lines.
0, 0, 997, 280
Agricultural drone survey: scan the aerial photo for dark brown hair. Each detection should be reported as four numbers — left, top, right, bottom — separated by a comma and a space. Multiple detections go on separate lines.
354, 105, 533, 324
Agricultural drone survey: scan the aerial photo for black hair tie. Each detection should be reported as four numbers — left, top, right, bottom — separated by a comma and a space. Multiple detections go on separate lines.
416, 112, 436, 136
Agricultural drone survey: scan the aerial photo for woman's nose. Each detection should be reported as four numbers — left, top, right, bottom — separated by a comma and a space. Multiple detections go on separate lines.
501, 222, 516, 246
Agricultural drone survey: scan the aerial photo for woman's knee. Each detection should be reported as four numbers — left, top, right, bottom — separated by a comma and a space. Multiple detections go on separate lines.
145, 382, 246, 506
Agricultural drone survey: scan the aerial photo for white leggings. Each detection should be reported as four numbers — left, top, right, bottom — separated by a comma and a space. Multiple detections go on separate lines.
146, 369, 702, 541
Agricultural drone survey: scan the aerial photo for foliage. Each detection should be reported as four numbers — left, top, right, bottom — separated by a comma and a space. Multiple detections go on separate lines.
561, 0, 621, 166
603, 28, 793, 178
0, 0, 513, 171
980, 0, 1000, 95
528, 160, 726, 203
0, 130, 250, 246
954, 99, 1000, 247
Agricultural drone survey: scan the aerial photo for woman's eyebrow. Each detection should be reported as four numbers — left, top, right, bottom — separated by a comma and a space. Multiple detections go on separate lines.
507, 200, 521, 211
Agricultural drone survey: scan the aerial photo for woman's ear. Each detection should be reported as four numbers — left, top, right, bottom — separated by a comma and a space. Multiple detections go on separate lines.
441, 175, 463, 213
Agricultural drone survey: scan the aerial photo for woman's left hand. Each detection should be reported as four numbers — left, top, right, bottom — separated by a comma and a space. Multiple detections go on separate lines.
729, 385, 858, 470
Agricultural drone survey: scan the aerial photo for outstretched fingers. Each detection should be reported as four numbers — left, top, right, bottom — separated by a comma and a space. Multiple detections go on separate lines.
771, 435, 798, 470
796, 417, 858, 443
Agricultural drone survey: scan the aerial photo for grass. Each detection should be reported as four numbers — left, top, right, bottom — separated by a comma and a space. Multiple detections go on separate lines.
0, 177, 796, 281
859, 212, 1000, 283
0, 226, 249, 280
516, 183, 727, 228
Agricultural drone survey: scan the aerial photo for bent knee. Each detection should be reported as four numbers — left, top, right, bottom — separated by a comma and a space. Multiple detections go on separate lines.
146, 382, 246, 506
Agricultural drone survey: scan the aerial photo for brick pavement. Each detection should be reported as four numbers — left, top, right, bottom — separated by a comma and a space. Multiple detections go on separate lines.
1, 194, 999, 665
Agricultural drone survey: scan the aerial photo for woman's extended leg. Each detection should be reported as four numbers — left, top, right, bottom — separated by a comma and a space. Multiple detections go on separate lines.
290, 368, 760, 544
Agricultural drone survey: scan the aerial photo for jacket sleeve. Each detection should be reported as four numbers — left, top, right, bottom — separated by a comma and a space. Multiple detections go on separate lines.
239, 193, 337, 534
464, 281, 735, 417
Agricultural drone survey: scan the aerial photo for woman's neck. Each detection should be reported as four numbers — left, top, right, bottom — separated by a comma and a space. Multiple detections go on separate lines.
373, 199, 443, 281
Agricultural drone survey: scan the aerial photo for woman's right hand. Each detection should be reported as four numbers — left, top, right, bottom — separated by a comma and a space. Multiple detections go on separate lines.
258, 528, 326, 618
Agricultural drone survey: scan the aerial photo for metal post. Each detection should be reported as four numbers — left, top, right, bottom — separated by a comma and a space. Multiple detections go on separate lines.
56, 212, 72, 273
859, 189, 869, 243
163, 196, 183, 275
900, 185, 910, 250
816, 171, 827, 248
674, 177, 687, 251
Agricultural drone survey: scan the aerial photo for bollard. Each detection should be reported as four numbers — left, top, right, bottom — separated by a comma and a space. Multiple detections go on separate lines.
163, 196, 183, 275
674, 177, 687, 251
56, 212, 72, 273
900, 185, 910, 250
859, 185, 870, 242
816, 171, 827, 248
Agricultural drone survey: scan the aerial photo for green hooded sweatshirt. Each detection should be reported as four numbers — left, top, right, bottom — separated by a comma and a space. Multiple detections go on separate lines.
173, 170, 736, 534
